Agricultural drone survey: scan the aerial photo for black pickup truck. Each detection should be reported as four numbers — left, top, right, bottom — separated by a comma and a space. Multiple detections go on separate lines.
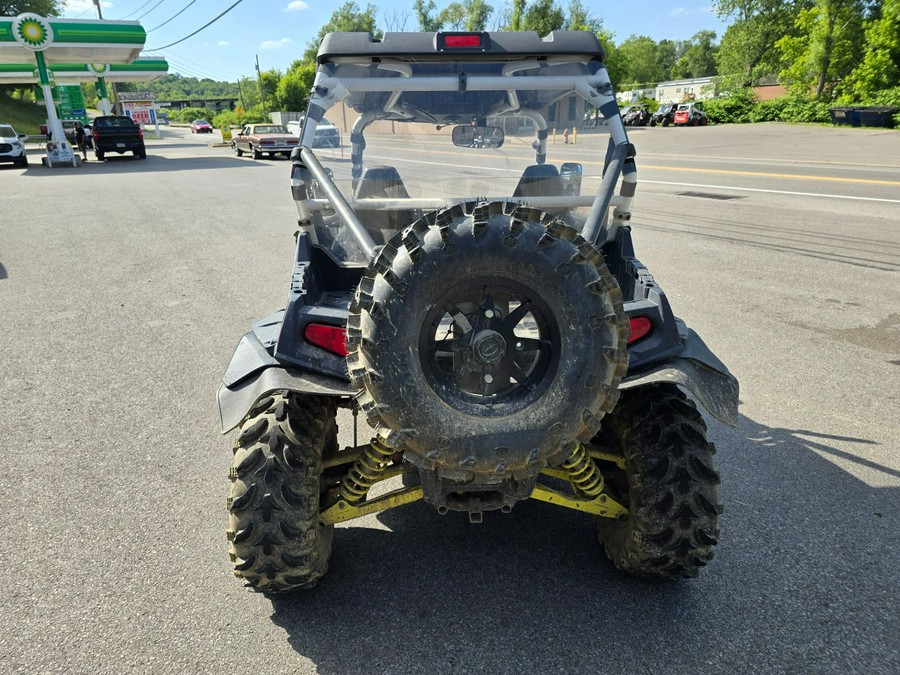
92, 115, 146, 160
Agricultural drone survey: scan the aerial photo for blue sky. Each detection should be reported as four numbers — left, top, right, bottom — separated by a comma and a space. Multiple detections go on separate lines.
61, 0, 729, 82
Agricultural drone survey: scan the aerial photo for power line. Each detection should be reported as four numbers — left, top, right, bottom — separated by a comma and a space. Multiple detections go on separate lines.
145, 0, 246, 51
147, 0, 201, 32
136, 0, 169, 21
117, 0, 157, 20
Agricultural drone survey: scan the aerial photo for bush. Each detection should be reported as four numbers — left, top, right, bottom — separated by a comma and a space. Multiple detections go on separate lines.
211, 108, 267, 128
703, 88, 757, 124
172, 106, 214, 124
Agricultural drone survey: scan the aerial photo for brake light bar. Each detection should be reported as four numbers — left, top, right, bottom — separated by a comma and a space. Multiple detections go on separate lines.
437, 32, 490, 52
304, 323, 348, 357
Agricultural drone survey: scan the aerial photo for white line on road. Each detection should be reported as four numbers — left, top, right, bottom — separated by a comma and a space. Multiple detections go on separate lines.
642, 180, 900, 204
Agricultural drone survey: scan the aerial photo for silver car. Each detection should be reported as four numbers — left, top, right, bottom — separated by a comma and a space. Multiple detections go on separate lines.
0, 123, 28, 167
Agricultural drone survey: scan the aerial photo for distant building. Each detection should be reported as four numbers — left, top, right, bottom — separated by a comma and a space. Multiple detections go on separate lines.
654, 77, 718, 103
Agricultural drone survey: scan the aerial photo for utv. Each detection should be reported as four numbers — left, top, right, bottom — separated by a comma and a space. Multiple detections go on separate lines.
649, 103, 677, 127
219, 31, 738, 593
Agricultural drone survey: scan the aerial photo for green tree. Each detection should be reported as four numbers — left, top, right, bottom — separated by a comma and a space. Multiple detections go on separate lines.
302, 2, 381, 63
413, 0, 442, 30
714, 0, 811, 87
505, 0, 527, 30
777, 0, 866, 98
0, 0, 60, 14
843, 0, 900, 97
617, 35, 666, 85
522, 0, 565, 34
439, 0, 493, 30
276, 62, 316, 111
675, 30, 719, 78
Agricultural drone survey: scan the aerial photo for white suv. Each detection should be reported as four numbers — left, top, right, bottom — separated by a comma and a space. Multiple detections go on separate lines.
0, 123, 28, 167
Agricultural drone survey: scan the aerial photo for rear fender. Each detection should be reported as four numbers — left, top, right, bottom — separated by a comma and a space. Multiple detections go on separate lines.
620, 327, 739, 427
218, 328, 351, 433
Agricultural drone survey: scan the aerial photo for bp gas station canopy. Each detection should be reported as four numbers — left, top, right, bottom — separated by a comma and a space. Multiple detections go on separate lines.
0, 13, 167, 167
0, 58, 168, 84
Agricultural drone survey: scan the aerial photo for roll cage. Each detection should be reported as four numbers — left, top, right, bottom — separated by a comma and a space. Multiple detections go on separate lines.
292, 31, 638, 262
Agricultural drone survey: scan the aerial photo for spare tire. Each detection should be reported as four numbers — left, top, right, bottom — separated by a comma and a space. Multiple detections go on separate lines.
346, 200, 628, 483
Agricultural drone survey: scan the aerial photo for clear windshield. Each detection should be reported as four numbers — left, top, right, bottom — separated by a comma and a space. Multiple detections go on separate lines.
300, 56, 619, 266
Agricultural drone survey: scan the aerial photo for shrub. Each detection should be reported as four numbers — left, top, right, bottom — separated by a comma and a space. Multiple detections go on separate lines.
173, 106, 214, 124
212, 108, 267, 128
703, 88, 757, 124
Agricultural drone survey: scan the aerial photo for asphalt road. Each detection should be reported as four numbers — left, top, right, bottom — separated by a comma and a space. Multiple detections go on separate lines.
1, 123, 898, 674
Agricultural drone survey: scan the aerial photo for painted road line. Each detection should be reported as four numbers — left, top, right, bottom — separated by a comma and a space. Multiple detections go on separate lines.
641, 164, 900, 187
642, 180, 900, 204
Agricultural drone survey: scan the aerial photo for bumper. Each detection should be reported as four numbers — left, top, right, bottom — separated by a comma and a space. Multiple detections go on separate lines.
258, 144, 298, 152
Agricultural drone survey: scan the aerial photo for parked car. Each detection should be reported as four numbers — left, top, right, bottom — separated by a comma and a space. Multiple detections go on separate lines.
673, 101, 708, 126
623, 105, 650, 126
286, 117, 341, 148
191, 119, 213, 133
232, 123, 299, 159
0, 123, 28, 167
92, 115, 146, 160
649, 103, 677, 127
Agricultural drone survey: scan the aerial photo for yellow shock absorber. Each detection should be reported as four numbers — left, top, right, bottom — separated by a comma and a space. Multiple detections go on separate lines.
559, 444, 605, 497
339, 437, 394, 504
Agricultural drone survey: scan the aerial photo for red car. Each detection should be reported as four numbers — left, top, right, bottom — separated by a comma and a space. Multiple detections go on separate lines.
191, 119, 213, 133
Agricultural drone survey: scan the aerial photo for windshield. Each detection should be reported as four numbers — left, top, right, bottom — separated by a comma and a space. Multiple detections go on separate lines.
0, 125, 16, 137
297, 50, 630, 267
254, 125, 288, 134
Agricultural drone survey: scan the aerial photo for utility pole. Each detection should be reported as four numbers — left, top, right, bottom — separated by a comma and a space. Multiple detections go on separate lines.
236, 79, 247, 116
255, 54, 268, 120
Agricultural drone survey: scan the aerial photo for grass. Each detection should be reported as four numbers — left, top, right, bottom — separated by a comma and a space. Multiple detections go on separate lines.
0, 94, 48, 136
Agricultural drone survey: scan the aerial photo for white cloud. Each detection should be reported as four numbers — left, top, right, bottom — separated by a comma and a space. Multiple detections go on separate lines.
218, 41, 230, 47
65, 0, 112, 12
667, 7, 687, 17
284, 1, 309, 10
260, 37, 293, 50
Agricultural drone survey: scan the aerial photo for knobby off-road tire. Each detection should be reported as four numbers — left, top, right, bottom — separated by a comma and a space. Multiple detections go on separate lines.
595, 384, 721, 579
346, 200, 628, 482
227, 392, 336, 593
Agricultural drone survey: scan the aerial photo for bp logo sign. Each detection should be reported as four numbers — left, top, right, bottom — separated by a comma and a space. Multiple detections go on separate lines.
13, 13, 54, 51
89, 64, 111, 76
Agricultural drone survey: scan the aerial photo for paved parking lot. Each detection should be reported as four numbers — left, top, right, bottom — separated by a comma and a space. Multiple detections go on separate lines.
1, 123, 898, 674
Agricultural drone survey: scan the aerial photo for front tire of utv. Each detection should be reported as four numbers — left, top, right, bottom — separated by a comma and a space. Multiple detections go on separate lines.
227, 392, 336, 593
595, 384, 721, 579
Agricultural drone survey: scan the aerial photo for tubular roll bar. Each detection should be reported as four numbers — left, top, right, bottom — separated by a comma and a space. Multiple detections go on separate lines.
300, 146, 378, 260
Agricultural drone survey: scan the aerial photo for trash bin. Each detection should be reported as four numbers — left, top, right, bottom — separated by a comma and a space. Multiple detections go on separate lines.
829, 108, 851, 125
846, 108, 862, 127
858, 107, 898, 128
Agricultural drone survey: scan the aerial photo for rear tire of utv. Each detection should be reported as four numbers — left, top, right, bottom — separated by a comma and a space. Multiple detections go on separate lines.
347, 200, 628, 481
594, 384, 721, 579
227, 392, 337, 593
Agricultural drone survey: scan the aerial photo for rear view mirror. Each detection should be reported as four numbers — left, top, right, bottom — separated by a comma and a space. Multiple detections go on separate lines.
452, 125, 505, 148
560, 162, 583, 196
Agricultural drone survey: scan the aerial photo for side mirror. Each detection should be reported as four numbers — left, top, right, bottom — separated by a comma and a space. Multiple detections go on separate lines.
560, 162, 583, 196
452, 125, 505, 149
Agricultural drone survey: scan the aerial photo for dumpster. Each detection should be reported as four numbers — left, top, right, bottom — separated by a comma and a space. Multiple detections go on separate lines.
858, 107, 898, 128
829, 108, 851, 125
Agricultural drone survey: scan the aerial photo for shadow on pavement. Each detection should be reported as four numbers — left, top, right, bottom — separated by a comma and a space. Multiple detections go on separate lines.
0, 262, 6, 280
21, 154, 264, 175
266, 411, 898, 673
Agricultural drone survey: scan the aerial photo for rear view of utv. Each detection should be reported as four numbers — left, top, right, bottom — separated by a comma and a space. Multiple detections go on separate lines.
218, 31, 739, 593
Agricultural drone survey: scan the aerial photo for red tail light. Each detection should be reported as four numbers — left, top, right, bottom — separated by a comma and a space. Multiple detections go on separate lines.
92, 130, 99, 141
304, 323, 348, 356
138, 128, 144, 140
445, 35, 481, 47
627, 316, 652, 344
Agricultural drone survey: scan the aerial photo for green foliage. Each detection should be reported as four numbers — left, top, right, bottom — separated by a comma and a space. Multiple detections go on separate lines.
303, 2, 381, 62
118, 74, 238, 101
413, 0, 442, 30
704, 88, 759, 123
522, 0, 565, 34
0, 0, 60, 15
617, 35, 667, 85
704, 89, 833, 123
776, 0, 866, 98
276, 63, 316, 111
212, 107, 267, 128
173, 106, 214, 124
676, 30, 719, 78
0, 91, 46, 135
439, 0, 493, 30
842, 0, 900, 98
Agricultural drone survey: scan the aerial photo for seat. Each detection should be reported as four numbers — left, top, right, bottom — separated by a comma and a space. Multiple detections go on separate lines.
353, 166, 416, 242
513, 164, 564, 199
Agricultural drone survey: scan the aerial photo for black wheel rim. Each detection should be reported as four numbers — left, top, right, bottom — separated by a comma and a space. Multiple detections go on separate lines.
418, 277, 559, 414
